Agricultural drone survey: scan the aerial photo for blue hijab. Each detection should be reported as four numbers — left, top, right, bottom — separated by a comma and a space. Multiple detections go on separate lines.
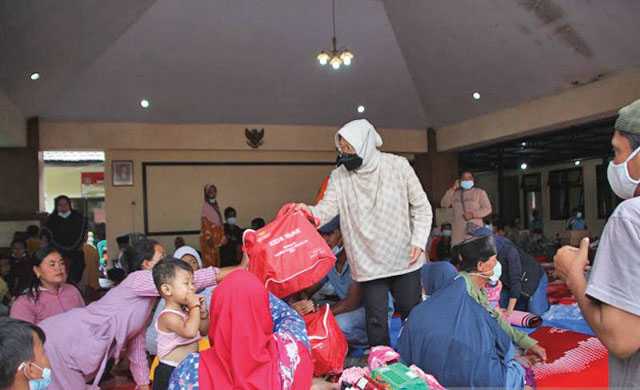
398, 276, 513, 388
420, 262, 457, 296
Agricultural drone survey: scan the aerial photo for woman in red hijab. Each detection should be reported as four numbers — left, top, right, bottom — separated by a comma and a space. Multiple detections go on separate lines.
168, 270, 313, 390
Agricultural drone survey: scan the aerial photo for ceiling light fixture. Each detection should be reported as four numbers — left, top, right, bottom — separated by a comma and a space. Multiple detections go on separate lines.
520, 162, 528, 170
574, 160, 581, 166
357, 105, 365, 113
317, 0, 354, 70
140, 99, 150, 109
30, 72, 40, 81
472, 92, 481, 100
521, 141, 527, 147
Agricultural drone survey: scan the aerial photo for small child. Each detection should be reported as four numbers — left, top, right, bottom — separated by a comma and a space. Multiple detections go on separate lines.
152, 258, 209, 390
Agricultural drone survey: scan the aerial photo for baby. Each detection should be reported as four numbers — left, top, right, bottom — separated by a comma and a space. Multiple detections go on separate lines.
152, 258, 208, 390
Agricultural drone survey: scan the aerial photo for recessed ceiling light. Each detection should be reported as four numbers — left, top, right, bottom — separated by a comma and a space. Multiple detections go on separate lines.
30, 72, 40, 81
520, 162, 528, 170
357, 105, 366, 114
472, 92, 481, 100
574, 160, 581, 166
521, 141, 527, 147
140, 99, 150, 109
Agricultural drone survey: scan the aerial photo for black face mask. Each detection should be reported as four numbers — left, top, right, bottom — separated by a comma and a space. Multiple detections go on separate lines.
337, 153, 363, 171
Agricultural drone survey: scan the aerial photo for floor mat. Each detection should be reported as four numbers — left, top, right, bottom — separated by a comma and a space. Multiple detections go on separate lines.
530, 327, 608, 389
547, 281, 577, 305
542, 304, 595, 336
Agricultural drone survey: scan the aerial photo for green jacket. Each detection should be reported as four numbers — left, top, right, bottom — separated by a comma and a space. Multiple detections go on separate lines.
460, 272, 537, 350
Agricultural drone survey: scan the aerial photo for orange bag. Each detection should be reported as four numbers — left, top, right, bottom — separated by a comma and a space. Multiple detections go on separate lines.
314, 175, 330, 204
244, 203, 336, 298
304, 304, 348, 376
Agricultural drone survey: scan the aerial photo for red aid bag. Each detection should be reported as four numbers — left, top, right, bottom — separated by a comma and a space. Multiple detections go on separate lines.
304, 304, 348, 376
244, 203, 336, 298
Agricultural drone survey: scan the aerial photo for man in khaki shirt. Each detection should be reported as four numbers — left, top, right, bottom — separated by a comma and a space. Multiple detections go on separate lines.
441, 171, 492, 245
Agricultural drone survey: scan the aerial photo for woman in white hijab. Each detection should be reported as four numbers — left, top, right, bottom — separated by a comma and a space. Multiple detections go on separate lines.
296, 119, 433, 347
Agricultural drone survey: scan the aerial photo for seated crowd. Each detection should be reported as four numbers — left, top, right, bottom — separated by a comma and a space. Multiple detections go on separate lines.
2, 105, 640, 389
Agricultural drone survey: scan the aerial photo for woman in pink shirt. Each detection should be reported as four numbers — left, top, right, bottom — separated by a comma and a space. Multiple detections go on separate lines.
39, 237, 242, 390
10, 246, 85, 324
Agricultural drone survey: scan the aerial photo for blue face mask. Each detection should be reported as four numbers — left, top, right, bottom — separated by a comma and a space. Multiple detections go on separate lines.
21, 362, 52, 390
460, 180, 474, 190
332, 245, 343, 256
227, 217, 237, 226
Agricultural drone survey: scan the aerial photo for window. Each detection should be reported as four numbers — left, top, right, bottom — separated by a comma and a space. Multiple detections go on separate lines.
548, 168, 584, 220
596, 163, 622, 219
522, 174, 542, 229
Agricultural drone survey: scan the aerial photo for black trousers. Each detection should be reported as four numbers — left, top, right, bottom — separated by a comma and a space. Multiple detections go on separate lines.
153, 362, 175, 390
361, 269, 422, 347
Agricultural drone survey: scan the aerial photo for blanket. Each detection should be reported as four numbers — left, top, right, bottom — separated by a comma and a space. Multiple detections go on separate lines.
530, 327, 607, 388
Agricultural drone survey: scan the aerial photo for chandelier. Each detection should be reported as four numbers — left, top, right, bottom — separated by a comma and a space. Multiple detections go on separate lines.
316, 0, 354, 70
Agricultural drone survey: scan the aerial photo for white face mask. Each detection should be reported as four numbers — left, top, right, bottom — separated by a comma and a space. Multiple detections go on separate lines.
576, 212, 583, 219
58, 211, 71, 219
608, 146, 640, 199
227, 217, 237, 225
441, 230, 452, 237
208, 197, 216, 204
489, 261, 502, 284
332, 245, 343, 256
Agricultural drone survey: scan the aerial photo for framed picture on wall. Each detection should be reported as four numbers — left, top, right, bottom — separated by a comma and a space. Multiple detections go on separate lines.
112, 160, 134, 186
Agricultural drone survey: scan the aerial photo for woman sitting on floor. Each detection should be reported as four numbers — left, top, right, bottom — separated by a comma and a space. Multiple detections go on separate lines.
38, 237, 242, 390
10, 246, 85, 324
420, 261, 457, 298
398, 235, 546, 389
168, 270, 313, 390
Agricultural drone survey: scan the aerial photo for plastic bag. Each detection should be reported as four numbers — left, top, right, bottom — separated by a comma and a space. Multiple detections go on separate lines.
244, 204, 336, 298
304, 304, 348, 376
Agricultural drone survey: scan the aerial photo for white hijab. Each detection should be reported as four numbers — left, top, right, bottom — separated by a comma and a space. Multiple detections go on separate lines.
334, 119, 385, 216
173, 245, 203, 268
335, 119, 383, 173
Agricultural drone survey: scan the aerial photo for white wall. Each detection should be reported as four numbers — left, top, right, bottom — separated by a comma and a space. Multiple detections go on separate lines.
0, 220, 39, 247
474, 158, 607, 239
43, 164, 105, 212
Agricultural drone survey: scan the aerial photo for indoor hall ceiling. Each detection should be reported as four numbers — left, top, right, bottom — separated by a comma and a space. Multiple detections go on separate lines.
1, 0, 639, 129
459, 117, 616, 172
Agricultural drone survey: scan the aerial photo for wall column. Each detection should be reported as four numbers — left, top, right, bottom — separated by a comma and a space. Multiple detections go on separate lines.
0, 117, 40, 220
414, 128, 459, 208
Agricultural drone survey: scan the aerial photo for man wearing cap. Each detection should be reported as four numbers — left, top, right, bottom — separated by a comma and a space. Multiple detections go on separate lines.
555, 98, 640, 388
292, 216, 369, 347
